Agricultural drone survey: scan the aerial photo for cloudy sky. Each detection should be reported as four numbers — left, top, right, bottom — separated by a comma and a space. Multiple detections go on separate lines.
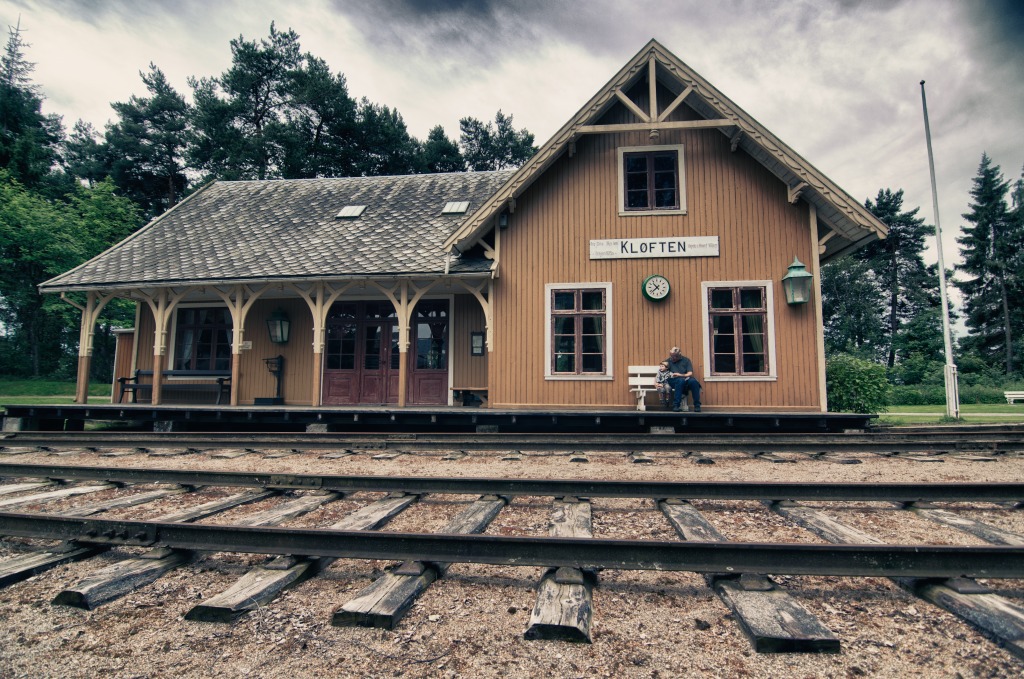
4, 0, 1024, 285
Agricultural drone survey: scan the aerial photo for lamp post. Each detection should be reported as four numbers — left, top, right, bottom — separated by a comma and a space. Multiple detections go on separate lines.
256, 355, 284, 406
781, 257, 813, 305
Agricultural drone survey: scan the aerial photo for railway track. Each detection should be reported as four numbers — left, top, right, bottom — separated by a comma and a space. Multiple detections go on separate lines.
1, 462, 1023, 657
3, 424, 1024, 454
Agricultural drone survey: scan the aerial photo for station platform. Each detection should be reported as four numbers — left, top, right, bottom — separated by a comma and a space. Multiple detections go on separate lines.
2, 403, 875, 435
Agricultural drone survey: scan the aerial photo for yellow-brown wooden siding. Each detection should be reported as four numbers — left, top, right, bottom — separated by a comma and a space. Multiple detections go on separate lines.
451, 294, 488, 389
110, 330, 135, 400
490, 95, 820, 410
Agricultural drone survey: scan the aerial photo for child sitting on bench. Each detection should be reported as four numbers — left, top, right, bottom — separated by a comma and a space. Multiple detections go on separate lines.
655, 361, 673, 408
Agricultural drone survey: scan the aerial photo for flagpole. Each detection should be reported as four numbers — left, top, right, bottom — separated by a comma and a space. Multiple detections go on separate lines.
920, 80, 959, 419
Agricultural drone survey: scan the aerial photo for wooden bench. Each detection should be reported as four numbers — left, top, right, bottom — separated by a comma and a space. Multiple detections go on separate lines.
1006, 391, 1024, 404
117, 370, 232, 405
628, 365, 685, 412
452, 386, 488, 407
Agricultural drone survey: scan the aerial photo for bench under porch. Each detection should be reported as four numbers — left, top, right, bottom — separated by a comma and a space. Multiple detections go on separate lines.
117, 370, 232, 405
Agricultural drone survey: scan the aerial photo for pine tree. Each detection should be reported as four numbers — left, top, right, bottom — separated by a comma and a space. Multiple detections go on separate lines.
105, 64, 190, 217
459, 110, 536, 171
954, 154, 1018, 374
858, 189, 937, 368
63, 120, 108, 188
0, 21, 62, 188
420, 125, 464, 173
354, 99, 419, 176
280, 55, 358, 178
188, 23, 303, 180
821, 257, 886, 360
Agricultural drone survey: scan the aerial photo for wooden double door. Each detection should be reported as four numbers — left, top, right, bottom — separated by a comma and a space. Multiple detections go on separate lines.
322, 300, 449, 405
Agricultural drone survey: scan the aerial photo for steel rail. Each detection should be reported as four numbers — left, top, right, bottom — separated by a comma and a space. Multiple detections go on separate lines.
3, 430, 1024, 453
1, 512, 1021, 579
3, 463, 1024, 502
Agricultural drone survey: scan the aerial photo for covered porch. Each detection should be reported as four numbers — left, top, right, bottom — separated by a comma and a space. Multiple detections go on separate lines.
67, 274, 495, 409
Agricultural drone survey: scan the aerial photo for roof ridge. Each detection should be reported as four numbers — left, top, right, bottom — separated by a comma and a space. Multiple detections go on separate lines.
216, 169, 516, 186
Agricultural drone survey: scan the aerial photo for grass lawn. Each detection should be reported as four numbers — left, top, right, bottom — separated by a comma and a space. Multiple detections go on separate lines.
877, 403, 1024, 425
0, 379, 111, 406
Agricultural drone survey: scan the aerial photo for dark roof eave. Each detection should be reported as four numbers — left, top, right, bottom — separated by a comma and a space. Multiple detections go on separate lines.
39, 270, 494, 294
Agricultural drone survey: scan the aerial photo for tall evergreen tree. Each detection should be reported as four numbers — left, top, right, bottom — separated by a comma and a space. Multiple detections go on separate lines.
63, 120, 108, 188
954, 154, 1020, 375
821, 257, 887, 360
189, 23, 302, 180
354, 99, 420, 176
858, 189, 936, 368
459, 110, 536, 171
0, 21, 63, 189
280, 55, 358, 178
420, 125, 464, 173
105, 64, 190, 218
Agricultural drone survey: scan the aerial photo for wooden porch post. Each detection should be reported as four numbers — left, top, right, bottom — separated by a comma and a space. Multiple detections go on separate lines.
140, 288, 188, 406
809, 204, 828, 413
151, 289, 168, 405
290, 281, 353, 408
215, 284, 266, 406
397, 281, 410, 407
310, 282, 328, 407
74, 352, 91, 404
64, 291, 116, 404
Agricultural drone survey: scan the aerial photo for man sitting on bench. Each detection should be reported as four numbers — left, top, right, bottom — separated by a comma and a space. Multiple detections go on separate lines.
665, 346, 702, 412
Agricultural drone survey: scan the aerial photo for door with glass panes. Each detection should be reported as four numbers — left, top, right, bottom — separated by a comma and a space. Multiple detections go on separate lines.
321, 300, 449, 405
322, 302, 399, 405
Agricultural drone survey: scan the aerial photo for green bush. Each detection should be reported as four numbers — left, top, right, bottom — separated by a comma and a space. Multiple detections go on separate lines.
890, 384, 944, 405
826, 354, 891, 413
959, 385, 1011, 404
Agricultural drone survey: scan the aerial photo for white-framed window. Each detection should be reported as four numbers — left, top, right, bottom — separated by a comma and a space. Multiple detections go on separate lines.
700, 281, 777, 382
544, 283, 614, 380
617, 144, 686, 216
168, 305, 232, 372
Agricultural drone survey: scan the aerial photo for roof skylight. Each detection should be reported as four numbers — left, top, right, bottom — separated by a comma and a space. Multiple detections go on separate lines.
336, 205, 367, 219
442, 201, 470, 214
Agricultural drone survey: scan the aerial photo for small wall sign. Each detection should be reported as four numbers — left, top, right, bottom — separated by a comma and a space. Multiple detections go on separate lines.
470, 331, 485, 356
589, 236, 719, 260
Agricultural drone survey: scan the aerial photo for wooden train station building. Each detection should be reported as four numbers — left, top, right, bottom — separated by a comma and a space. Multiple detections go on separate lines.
40, 40, 886, 418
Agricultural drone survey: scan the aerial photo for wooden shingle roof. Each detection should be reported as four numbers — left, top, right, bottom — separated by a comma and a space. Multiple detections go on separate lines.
41, 171, 513, 292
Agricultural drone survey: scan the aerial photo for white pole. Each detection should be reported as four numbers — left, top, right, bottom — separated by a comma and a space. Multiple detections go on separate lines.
920, 80, 960, 419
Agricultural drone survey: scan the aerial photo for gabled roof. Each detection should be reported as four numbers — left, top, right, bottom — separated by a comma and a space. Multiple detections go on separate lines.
40, 171, 513, 292
445, 39, 887, 261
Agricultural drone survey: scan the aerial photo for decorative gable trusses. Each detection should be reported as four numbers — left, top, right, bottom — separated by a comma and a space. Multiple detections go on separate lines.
445, 39, 887, 262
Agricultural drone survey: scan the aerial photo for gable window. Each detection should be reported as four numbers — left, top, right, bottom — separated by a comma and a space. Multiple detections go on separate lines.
617, 144, 686, 216
700, 281, 777, 381
545, 283, 613, 379
172, 307, 231, 372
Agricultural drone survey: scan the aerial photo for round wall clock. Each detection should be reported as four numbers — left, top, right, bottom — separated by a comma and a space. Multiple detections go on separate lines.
642, 274, 671, 301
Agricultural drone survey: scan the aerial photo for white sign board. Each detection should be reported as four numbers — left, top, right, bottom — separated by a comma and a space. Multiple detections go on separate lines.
589, 236, 719, 260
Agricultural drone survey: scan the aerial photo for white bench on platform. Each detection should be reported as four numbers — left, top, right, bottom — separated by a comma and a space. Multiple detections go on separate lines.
628, 365, 687, 412
1006, 391, 1024, 404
